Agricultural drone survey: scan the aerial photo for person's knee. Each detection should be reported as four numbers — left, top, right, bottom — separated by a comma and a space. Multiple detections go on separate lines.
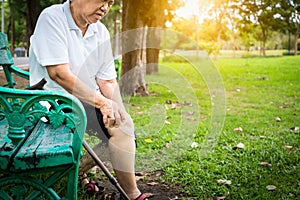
108, 113, 136, 155
108, 113, 135, 139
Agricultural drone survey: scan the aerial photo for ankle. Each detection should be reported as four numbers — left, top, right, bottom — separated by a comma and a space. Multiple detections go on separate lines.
127, 191, 141, 200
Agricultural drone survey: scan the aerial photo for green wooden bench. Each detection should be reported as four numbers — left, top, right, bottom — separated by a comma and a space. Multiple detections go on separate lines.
0, 32, 87, 199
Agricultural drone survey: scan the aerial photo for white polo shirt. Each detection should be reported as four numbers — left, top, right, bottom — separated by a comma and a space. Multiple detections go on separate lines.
29, 0, 116, 92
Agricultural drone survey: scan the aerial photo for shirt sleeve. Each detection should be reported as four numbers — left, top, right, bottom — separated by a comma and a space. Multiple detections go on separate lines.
30, 10, 69, 66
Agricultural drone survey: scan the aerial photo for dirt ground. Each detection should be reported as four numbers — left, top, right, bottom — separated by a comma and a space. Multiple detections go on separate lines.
92, 169, 190, 200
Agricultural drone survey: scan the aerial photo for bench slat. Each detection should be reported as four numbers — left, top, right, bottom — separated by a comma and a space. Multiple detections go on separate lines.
13, 121, 75, 171
0, 119, 35, 170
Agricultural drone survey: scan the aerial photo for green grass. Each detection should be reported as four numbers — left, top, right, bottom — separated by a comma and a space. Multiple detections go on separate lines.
127, 56, 300, 199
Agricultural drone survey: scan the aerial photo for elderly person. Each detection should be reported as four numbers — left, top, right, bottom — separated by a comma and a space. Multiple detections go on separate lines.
29, 0, 147, 199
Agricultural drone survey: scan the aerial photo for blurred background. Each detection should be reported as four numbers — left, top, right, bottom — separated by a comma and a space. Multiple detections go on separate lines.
2, 0, 299, 95
2, 0, 299, 58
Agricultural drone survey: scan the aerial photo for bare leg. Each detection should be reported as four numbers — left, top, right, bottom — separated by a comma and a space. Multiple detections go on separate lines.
108, 114, 142, 199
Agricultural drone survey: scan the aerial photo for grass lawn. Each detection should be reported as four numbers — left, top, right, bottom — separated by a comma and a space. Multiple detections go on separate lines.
127, 56, 300, 199
0, 56, 297, 199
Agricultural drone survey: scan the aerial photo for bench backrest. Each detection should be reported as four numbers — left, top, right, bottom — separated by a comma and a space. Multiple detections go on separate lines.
0, 32, 14, 65
0, 32, 29, 88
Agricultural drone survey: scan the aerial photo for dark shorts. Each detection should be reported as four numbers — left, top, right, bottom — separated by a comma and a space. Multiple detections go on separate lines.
81, 101, 111, 144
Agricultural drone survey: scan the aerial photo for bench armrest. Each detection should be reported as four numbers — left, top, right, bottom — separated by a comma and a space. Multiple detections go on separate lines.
2, 64, 29, 88
6, 64, 29, 79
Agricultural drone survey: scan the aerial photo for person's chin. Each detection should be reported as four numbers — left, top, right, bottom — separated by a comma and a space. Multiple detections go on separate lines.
89, 18, 101, 23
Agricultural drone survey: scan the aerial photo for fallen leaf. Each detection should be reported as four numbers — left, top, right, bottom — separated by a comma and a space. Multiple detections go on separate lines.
234, 127, 243, 132
237, 143, 245, 148
155, 171, 163, 177
191, 142, 199, 148
171, 103, 177, 109
135, 176, 146, 181
284, 145, 293, 149
266, 185, 277, 191
213, 192, 230, 200
147, 181, 159, 186
217, 179, 232, 185
144, 139, 152, 143
165, 120, 171, 125
166, 100, 172, 104
274, 117, 281, 122
233, 142, 245, 150
144, 193, 154, 198
291, 127, 300, 132
260, 162, 272, 167
135, 172, 146, 176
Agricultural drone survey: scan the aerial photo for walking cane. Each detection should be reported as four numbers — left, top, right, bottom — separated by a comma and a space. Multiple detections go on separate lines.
83, 140, 130, 200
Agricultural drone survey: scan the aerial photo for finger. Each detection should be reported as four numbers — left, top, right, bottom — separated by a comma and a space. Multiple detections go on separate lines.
119, 110, 126, 122
103, 114, 108, 127
107, 116, 115, 128
114, 113, 121, 128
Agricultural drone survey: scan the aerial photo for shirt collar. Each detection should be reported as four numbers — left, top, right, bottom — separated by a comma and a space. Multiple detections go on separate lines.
63, 0, 78, 30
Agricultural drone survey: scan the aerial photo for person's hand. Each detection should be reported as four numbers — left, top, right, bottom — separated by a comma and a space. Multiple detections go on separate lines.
99, 98, 126, 128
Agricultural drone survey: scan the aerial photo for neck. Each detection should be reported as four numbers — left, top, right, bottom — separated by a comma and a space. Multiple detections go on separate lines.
70, 1, 88, 35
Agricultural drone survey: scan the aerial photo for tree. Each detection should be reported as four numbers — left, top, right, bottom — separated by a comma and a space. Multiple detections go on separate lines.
145, 0, 184, 75
6, 0, 26, 55
276, 0, 300, 55
207, 0, 230, 59
224, 0, 241, 57
26, 0, 39, 52
120, 0, 184, 96
198, 18, 229, 56
120, 0, 147, 96
5, 0, 64, 55
101, 0, 122, 56
232, 0, 279, 56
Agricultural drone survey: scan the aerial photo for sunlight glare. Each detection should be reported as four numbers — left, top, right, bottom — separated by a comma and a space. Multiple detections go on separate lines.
176, 0, 212, 23
176, 0, 200, 18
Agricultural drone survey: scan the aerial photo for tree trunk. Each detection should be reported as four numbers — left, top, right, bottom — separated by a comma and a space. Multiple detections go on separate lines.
26, 0, 39, 54
7, 0, 14, 56
293, 24, 299, 56
145, 0, 165, 75
10, 16, 14, 56
146, 27, 161, 75
120, 0, 148, 96
261, 26, 268, 57
262, 40, 266, 57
